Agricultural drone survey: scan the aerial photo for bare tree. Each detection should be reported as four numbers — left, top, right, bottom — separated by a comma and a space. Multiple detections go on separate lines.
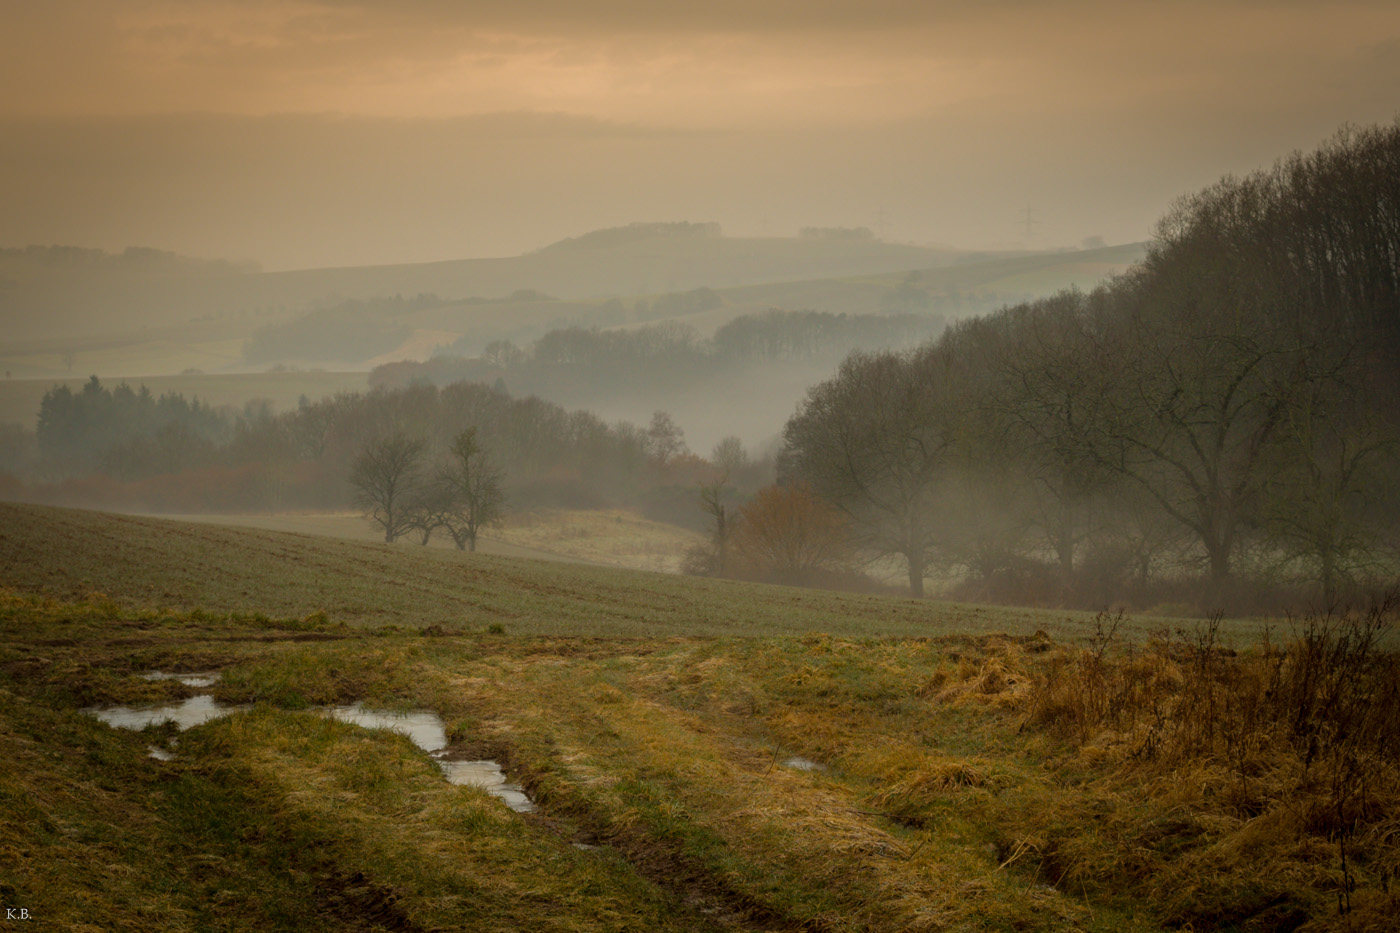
1262, 348, 1392, 602
349, 433, 427, 543
645, 410, 688, 468
782, 347, 960, 597
974, 290, 1115, 580
711, 436, 749, 476
436, 427, 506, 551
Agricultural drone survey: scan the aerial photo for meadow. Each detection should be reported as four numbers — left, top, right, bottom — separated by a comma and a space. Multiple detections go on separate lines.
163, 507, 705, 575
1, 502, 1394, 931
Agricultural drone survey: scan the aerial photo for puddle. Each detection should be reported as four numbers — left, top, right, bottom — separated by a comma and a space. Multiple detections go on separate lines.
439, 759, 537, 813
87, 694, 250, 731
93, 694, 537, 812
321, 703, 448, 754
141, 671, 220, 688
321, 706, 537, 812
783, 756, 826, 772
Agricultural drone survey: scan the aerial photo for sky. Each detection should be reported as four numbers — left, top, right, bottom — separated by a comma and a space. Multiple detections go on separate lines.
1, 0, 1397, 270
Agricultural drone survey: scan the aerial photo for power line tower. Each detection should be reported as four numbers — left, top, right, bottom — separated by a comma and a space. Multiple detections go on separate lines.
1022, 203, 1040, 240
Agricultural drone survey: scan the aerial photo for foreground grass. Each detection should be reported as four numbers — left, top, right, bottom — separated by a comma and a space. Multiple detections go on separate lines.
0, 502, 1260, 643
3, 582, 1395, 931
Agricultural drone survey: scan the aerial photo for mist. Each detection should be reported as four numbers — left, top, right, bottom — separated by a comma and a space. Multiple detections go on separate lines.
1, 0, 1398, 612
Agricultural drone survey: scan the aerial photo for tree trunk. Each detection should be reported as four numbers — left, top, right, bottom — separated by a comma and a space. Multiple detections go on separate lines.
1056, 504, 1075, 581
1206, 535, 1231, 584
906, 552, 926, 598
1320, 549, 1337, 606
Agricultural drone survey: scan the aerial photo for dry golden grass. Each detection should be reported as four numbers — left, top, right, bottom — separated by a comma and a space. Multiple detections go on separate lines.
492, 508, 705, 573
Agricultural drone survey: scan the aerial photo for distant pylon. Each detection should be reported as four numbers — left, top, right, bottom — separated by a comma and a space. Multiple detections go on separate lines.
1022, 203, 1040, 239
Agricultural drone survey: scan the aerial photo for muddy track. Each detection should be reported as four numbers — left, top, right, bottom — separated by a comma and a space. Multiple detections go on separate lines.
312, 868, 432, 933
518, 784, 826, 933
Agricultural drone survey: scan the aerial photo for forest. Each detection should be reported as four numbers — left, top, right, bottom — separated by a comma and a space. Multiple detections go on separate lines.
779, 124, 1400, 610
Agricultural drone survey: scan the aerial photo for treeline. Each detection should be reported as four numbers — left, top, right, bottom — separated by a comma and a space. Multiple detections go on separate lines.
37, 377, 230, 480
782, 124, 1400, 611
0, 245, 256, 276
371, 309, 946, 396
19, 378, 719, 515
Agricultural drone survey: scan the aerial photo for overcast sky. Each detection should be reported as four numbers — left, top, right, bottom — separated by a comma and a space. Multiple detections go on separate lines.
2, 0, 1397, 269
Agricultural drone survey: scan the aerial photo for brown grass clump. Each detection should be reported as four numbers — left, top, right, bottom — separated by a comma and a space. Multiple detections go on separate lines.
934, 646, 1033, 709
870, 757, 1013, 825
1016, 600, 1400, 931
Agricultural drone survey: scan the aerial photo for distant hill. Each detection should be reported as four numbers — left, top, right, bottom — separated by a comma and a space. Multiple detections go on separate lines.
0, 229, 961, 346
0, 233, 1146, 382
538, 221, 723, 251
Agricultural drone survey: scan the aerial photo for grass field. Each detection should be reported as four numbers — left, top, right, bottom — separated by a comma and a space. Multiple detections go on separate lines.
2, 502, 1394, 931
161, 507, 704, 575
1, 502, 1127, 640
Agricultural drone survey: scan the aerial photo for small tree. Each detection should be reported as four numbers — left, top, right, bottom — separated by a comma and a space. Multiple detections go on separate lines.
645, 410, 688, 468
734, 483, 852, 585
711, 436, 749, 476
349, 433, 427, 543
404, 482, 454, 546
437, 428, 506, 551
702, 475, 736, 574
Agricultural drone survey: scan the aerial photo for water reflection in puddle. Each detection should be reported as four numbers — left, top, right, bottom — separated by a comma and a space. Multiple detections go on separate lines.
89, 692, 537, 812
319, 705, 537, 811
141, 671, 220, 688
87, 694, 250, 731
438, 759, 537, 813
321, 704, 448, 754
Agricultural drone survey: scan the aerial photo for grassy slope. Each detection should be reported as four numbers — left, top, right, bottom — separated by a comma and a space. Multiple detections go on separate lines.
0, 501, 1130, 641
162, 507, 703, 573
1, 502, 1393, 931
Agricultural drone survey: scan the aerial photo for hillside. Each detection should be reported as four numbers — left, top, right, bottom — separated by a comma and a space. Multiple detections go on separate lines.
0, 501, 1121, 640
0, 235, 955, 347
0, 238, 1145, 381
1, 500, 1392, 932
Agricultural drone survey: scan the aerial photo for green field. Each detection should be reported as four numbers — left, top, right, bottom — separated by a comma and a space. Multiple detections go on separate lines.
161, 507, 703, 573
1, 502, 1392, 931
0, 502, 1123, 640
